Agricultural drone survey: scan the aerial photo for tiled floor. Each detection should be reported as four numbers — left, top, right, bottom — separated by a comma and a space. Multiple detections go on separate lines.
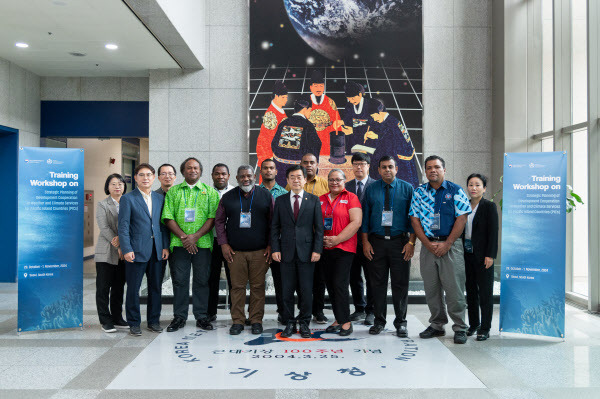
0, 278, 599, 398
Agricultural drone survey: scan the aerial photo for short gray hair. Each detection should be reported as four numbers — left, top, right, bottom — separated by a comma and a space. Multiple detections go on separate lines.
328, 168, 346, 180
237, 164, 255, 176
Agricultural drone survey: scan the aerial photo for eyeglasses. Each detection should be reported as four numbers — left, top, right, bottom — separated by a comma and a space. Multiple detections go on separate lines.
288, 176, 304, 181
109, 182, 125, 187
159, 173, 175, 177
328, 178, 344, 183
352, 162, 368, 168
137, 173, 154, 178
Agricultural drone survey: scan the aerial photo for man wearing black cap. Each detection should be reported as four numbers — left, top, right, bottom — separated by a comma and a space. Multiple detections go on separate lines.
334, 81, 377, 154
271, 96, 322, 187
366, 99, 419, 187
257, 81, 289, 176
308, 70, 341, 157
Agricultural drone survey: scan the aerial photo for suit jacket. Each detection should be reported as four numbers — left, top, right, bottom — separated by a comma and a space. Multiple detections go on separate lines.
345, 177, 376, 206
118, 189, 170, 263
95, 196, 120, 264
464, 198, 499, 265
271, 192, 324, 263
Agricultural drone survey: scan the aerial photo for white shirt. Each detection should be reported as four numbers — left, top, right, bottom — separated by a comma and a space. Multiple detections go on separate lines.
271, 101, 284, 114
355, 176, 369, 188
354, 97, 364, 114
216, 184, 235, 199
311, 94, 325, 105
111, 197, 120, 213
465, 203, 479, 240
138, 188, 152, 217
290, 189, 305, 210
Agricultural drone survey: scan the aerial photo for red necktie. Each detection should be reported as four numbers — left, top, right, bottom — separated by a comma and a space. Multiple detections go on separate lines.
293, 194, 300, 221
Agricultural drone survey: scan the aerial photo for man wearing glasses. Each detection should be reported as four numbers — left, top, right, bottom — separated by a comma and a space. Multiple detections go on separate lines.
155, 164, 177, 196
345, 153, 376, 325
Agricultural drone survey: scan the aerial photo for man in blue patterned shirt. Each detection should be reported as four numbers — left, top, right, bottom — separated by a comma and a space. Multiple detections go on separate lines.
409, 155, 472, 344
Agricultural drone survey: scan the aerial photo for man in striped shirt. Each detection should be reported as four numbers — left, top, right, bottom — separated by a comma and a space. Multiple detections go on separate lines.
409, 155, 472, 344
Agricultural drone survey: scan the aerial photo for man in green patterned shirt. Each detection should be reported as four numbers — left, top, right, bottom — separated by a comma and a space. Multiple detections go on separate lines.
162, 157, 220, 332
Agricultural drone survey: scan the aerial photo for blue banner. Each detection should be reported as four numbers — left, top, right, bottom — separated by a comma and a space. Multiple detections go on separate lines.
499, 152, 566, 338
18, 147, 84, 332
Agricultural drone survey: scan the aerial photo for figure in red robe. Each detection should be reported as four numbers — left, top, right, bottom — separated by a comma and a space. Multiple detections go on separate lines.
307, 70, 341, 157
256, 81, 288, 174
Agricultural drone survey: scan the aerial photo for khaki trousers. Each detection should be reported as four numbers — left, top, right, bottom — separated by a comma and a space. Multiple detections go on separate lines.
228, 248, 270, 324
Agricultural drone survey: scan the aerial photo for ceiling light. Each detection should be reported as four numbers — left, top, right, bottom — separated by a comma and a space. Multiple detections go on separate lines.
15, 42, 29, 48
105, 44, 118, 50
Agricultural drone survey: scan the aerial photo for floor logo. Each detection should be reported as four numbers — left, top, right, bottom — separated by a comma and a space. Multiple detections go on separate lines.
245, 328, 361, 346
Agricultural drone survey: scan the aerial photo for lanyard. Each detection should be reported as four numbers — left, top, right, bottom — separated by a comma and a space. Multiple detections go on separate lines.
325, 193, 343, 216
239, 188, 255, 212
184, 186, 200, 208
383, 184, 394, 211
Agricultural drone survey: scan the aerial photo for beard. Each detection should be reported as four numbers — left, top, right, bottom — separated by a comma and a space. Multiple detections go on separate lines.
240, 183, 254, 193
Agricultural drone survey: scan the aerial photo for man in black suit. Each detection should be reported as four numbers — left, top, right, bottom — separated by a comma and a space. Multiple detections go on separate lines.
271, 165, 324, 338
345, 152, 376, 325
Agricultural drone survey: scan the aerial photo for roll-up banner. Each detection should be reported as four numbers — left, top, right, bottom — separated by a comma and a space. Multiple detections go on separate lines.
499, 151, 567, 338
18, 147, 84, 333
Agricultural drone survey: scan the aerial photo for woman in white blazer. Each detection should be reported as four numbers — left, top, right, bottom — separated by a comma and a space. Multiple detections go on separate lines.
95, 174, 128, 333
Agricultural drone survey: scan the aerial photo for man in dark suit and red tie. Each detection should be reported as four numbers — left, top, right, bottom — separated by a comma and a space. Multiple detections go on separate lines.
271, 165, 324, 339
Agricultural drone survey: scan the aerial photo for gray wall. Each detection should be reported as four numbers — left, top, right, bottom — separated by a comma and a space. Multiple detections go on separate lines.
0, 57, 41, 147
40, 77, 149, 102
423, 0, 493, 194
149, 0, 493, 192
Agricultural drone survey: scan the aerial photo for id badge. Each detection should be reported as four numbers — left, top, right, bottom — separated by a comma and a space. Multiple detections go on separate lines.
324, 217, 333, 231
464, 239, 473, 253
431, 213, 441, 230
381, 210, 393, 226
240, 212, 252, 228
184, 208, 196, 223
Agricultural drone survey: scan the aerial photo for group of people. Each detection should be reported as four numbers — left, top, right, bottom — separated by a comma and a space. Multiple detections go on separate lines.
95, 151, 498, 343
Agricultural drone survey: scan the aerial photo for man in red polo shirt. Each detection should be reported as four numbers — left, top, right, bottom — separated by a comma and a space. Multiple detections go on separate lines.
318, 168, 362, 336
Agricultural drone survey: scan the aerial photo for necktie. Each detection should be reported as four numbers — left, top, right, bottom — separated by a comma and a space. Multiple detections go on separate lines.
384, 184, 391, 237
357, 181, 364, 201
293, 194, 300, 221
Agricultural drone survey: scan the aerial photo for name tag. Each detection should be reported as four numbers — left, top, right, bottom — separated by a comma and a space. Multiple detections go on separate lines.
431, 213, 441, 230
240, 212, 252, 228
381, 210, 393, 226
464, 239, 473, 253
184, 208, 196, 223
324, 217, 333, 231
340, 200, 348, 204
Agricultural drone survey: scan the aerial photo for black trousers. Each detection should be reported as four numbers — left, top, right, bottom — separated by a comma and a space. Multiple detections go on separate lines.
270, 261, 284, 314
170, 246, 212, 320
350, 245, 374, 313
125, 250, 163, 327
208, 239, 231, 316
96, 260, 126, 325
368, 235, 410, 328
322, 249, 354, 324
465, 253, 494, 331
281, 256, 314, 324
312, 260, 327, 315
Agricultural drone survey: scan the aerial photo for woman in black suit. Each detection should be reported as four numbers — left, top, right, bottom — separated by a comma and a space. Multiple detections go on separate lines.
464, 173, 498, 341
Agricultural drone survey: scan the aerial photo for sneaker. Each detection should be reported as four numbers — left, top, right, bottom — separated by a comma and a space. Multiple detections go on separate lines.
349, 310, 366, 321
419, 326, 445, 339
129, 325, 142, 336
147, 323, 163, 333
313, 313, 328, 324
454, 331, 467, 344
101, 323, 116, 333
363, 313, 375, 326
113, 319, 129, 330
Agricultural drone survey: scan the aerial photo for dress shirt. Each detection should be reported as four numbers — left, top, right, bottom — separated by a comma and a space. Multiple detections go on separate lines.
138, 188, 152, 216
290, 189, 305, 209
361, 178, 414, 237
465, 202, 479, 240
111, 197, 120, 213
216, 184, 235, 199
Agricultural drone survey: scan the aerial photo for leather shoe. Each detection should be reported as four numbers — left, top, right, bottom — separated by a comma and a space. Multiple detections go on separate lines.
313, 313, 328, 324
167, 317, 186, 332
251, 323, 263, 334
396, 325, 408, 338
364, 313, 375, 326
339, 324, 353, 336
129, 325, 142, 336
280, 322, 297, 338
209, 314, 217, 322
454, 331, 467, 344
349, 310, 366, 321
229, 324, 244, 335
147, 323, 163, 333
196, 319, 214, 331
369, 324, 385, 335
325, 324, 341, 333
299, 322, 311, 338
419, 326, 445, 339
476, 330, 490, 341
467, 325, 479, 336
277, 314, 284, 324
